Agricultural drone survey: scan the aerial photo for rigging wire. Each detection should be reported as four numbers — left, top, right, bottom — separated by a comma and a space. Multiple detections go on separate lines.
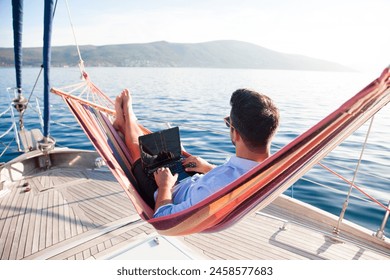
0, 100, 18, 156
0, 137, 16, 158
299, 176, 372, 204
0, 107, 12, 118
319, 161, 390, 212
19, 66, 44, 121
0, 123, 16, 139
319, 157, 390, 183
64, 0, 84, 69
6, 88, 21, 151
53, 0, 59, 18
335, 116, 376, 233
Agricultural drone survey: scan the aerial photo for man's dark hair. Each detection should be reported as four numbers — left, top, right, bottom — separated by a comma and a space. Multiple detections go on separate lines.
230, 88, 279, 152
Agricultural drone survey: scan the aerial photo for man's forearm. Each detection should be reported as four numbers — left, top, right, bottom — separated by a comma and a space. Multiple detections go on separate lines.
154, 187, 173, 212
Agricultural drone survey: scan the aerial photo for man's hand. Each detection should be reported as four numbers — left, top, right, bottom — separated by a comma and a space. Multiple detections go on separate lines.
154, 167, 178, 190
182, 155, 216, 174
153, 167, 178, 211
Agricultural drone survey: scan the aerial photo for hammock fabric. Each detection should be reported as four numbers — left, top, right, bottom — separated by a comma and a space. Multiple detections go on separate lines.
51, 67, 390, 236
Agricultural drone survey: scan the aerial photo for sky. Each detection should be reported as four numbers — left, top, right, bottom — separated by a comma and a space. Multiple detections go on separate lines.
1, 0, 389, 72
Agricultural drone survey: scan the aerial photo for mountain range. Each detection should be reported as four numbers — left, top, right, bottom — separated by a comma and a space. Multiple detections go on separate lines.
0, 40, 350, 71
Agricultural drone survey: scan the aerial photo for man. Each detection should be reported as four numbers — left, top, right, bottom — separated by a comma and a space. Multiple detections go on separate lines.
113, 88, 279, 218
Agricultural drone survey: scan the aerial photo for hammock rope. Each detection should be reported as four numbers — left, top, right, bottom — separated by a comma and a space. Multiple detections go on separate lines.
64, 0, 83, 70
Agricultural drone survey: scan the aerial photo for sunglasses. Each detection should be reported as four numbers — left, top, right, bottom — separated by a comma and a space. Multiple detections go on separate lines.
224, 116, 235, 130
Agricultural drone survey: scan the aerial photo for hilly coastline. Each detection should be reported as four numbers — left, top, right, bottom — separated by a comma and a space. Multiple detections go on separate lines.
0, 40, 350, 71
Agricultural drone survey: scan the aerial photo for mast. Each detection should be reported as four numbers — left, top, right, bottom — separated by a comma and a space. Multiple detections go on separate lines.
11, 0, 27, 129
11, 0, 23, 95
43, 0, 54, 139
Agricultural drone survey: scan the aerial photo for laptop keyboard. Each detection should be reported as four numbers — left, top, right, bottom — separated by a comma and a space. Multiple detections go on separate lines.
146, 159, 191, 182
167, 161, 185, 174
166, 160, 190, 182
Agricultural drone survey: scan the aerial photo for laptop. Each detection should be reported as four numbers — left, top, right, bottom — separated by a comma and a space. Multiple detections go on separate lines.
138, 127, 191, 182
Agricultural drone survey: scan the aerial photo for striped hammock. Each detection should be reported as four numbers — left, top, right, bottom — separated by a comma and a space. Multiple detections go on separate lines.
51, 67, 390, 236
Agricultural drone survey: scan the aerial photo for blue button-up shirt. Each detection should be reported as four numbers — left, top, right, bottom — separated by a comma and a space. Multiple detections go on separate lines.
153, 156, 258, 218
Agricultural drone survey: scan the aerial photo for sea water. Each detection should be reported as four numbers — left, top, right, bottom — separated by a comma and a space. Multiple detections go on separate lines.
1, 67, 389, 234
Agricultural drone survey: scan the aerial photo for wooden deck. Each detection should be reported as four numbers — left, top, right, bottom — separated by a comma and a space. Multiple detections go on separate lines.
0, 161, 389, 260
183, 205, 390, 260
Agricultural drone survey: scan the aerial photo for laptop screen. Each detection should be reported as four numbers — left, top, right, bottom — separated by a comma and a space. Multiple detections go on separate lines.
139, 127, 182, 171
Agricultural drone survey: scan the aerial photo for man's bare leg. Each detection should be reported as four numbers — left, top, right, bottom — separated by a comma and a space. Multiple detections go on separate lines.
113, 94, 125, 131
121, 89, 144, 164
114, 90, 158, 209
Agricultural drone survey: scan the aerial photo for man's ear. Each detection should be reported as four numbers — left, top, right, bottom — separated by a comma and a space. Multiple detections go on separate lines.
232, 128, 241, 143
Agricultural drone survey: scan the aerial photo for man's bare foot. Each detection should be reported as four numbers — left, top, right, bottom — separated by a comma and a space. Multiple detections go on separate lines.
122, 89, 137, 122
113, 93, 125, 131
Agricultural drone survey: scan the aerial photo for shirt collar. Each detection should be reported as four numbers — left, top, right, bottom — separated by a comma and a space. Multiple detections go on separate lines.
227, 155, 259, 170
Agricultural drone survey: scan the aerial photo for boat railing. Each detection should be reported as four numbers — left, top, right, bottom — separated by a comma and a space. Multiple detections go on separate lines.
0, 88, 22, 156
376, 200, 390, 239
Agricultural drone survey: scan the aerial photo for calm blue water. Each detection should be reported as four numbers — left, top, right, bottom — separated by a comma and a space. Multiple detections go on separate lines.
1, 67, 389, 235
